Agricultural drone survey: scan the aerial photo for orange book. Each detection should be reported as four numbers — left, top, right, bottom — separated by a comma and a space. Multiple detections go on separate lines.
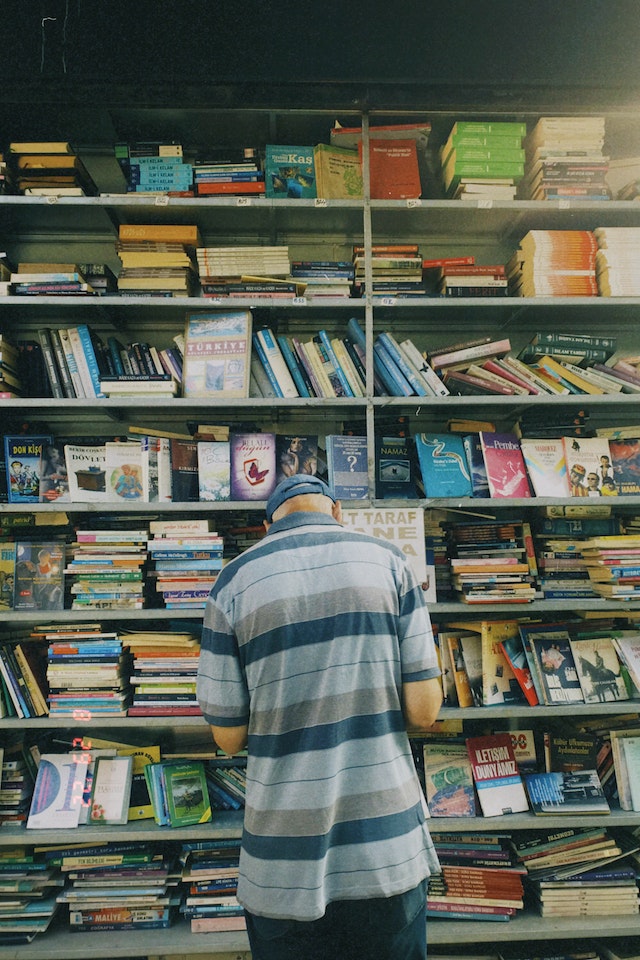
118, 223, 201, 246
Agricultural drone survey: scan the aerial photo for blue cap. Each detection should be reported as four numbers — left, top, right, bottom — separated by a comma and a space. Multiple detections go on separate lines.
265, 474, 336, 522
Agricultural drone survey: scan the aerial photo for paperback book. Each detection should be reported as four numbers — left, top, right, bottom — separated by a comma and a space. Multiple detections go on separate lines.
4, 435, 51, 504
465, 733, 529, 817
524, 770, 610, 815
264, 145, 316, 198
325, 435, 368, 500
415, 433, 472, 498
182, 311, 252, 399
480, 432, 532, 498
230, 433, 277, 501
423, 741, 477, 817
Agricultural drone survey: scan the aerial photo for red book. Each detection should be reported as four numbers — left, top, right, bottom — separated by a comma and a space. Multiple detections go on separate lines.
465, 733, 529, 817
196, 181, 266, 195
358, 139, 421, 200
423, 256, 475, 269
441, 264, 506, 276
479, 432, 532, 498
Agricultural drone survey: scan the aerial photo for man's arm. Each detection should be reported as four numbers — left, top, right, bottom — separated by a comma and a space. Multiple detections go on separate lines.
402, 677, 443, 732
210, 724, 248, 756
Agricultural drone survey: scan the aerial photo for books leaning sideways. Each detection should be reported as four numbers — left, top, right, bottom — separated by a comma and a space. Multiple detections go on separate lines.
64, 527, 149, 610
519, 116, 610, 202
10, 262, 97, 296
115, 139, 194, 196
116, 221, 200, 296
44, 626, 133, 717
147, 518, 223, 609
124, 626, 202, 716
0, 843, 62, 943
428, 832, 526, 921
7, 140, 98, 196
438, 120, 527, 200
193, 147, 265, 196
54, 839, 180, 931
179, 838, 245, 933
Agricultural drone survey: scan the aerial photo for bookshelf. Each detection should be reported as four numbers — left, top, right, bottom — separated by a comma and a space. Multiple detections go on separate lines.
3, 96, 640, 957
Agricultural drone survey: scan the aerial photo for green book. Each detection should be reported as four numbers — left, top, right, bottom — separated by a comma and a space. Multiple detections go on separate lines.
447, 120, 528, 137
162, 760, 212, 827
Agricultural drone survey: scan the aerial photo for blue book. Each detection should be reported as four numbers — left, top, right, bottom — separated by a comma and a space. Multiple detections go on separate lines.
373, 341, 413, 396
377, 332, 429, 397
107, 337, 126, 376
415, 433, 473, 498
251, 334, 284, 398
326, 435, 369, 500
316, 330, 354, 397
462, 434, 490, 497
264, 145, 316, 199
75, 325, 105, 398
276, 335, 311, 397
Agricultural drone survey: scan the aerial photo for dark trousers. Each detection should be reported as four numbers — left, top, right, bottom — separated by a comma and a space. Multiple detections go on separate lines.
245, 878, 428, 960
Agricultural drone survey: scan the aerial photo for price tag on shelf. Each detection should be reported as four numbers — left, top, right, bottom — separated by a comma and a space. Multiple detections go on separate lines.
46, 196, 58, 204
559, 199, 571, 209
293, 296, 307, 305
208, 297, 223, 304
237, 197, 252, 206
314, 198, 328, 207
406, 198, 422, 208
154, 196, 169, 206
477, 199, 493, 209
381, 297, 397, 306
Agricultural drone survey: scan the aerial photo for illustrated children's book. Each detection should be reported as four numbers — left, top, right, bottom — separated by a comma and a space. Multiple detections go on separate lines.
4, 435, 51, 504
264, 145, 316, 199
479, 432, 531, 498
230, 433, 277, 501
105, 441, 146, 502
415, 433, 472, 498
465, 732, 529, 817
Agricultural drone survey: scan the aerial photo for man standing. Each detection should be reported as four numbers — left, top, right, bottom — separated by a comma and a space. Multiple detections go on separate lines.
197, 474, 442, 960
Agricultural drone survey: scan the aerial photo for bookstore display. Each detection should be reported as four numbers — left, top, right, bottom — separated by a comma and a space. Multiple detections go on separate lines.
6, 103, 640, 960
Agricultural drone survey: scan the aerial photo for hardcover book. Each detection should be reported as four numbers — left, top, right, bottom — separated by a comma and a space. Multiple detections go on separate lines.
520, 438, 570, 498
465, 733, 529, 817
14, 541, 65, 610
325, 435, 369, 500
264, 145, 316, 198
423, 741, 477, 817
524, 770, 610, 815
415, 433, 473, 498
230, 433, 277, 501
197, 441, 231, 501
182, 311, 252, 399
4, 435, 51, 504
480, 432, 532, 498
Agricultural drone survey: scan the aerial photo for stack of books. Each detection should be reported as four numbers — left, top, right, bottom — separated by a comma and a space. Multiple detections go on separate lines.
507, 230, 599, 297
520, 116, 610, 202
179, 839, 245, 933
435, 262, 508, 298
56, 840, 179, 931
439, 120, 527, 200
192, 149, 264, 196
98, 336, 179, 398
444, 519, 538, 604
147, 522, 224, 609
196, 244, 296, 298
533, 514, 607, 600
116, 223, 199, 296
125, 629, 202, 717
581, 534, 640, 599
7, 140, 98, 196
289, 259, 355, 298
10, 262, 96, 296
77, 261, 118, 295
0, 847, 62, 942
205, 754, 247, 811
428, 832, 526, 921
352, 243, 426, 298
115, 139, 193, 195
595, 227, 640, 296
64, 528, 148, 609
45, 629, 133, 717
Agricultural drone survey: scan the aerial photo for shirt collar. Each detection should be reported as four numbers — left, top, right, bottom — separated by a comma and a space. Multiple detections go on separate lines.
266, 511, 340, 536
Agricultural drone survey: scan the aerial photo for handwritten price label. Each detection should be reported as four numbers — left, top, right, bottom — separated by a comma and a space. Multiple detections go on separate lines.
154, 196, 169, 206
292, 297, 307, 305
237, 197, 252, 206
477, 199, 493, 209
406, 199, 422, 208
314, 198, 328, 207
46, 196, 59, 204
381, 297, 397, 306
558, 199, 571, 209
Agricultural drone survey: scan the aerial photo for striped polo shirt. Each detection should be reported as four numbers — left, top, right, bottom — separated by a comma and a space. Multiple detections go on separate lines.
197, 510, 441, 921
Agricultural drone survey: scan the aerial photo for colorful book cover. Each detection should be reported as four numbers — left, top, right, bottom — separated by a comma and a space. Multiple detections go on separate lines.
423, 741, 477, 817
562, 435, 616, 498
162, 760, 211, 826
529, 629, 584, 705
519, 438, 570, 498
14, 541, 65, 610
230, 432, 277, 501
275, 434, 318, 485
499, 632, 539, 706
64, 443, 107, 502
415, 433, 472, 498
462, 434, 490, 498
325, 435, 368, 500
479, 432, 531, 498
609, 438, 640, 494
568, 635, 628, 704
0, 544, 15, 611
480, 620, 528, 706
523, 770, 610, 815
465, 733, 529, 817
375, 435, 417, 499
4, 435, 51, 504
182, 311, 252, 399
105, 441, 146, 502
197, 441, 231, 501
264, 145, 316, 198
27, 753, 88, 829
38, 440, 70, 502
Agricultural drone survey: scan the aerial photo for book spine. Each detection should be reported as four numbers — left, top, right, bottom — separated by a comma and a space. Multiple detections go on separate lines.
377, 332, 429, 397
399, 339, 450, 396
12, 645, 48, 715
251, 334, 285, 398
430, 339, 511, 370
64, 327, 94, 397
0, 647, 27, 718
290, 337, 323, 397
302, 340, 335, 396
37, 328, 64, 398
342, 337, 369, 392
316, 330, 354, 397
75, 325, 106, 397
373, 341, 413, 396
276, 335, 312, 397
254, 328, 298, 398
331, 337, 365, 396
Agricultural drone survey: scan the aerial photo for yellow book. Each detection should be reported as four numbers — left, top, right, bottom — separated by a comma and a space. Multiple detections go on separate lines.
537, 355, 605, 394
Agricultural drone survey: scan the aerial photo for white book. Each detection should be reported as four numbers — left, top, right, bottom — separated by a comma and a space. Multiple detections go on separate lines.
65, 326, 98, 398
27, 753, 89, 829
157, 436, 173, 502
64, 443, 107, 502
57, 328, 86, 398
197, 441, 231, 501
398, 338, 450, 396
89, 755, 133, 825
104, 441, 147, 502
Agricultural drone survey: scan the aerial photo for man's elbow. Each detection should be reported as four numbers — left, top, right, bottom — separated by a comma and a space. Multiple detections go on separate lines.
403, 678, 443, 731
211, 724, 248, 756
